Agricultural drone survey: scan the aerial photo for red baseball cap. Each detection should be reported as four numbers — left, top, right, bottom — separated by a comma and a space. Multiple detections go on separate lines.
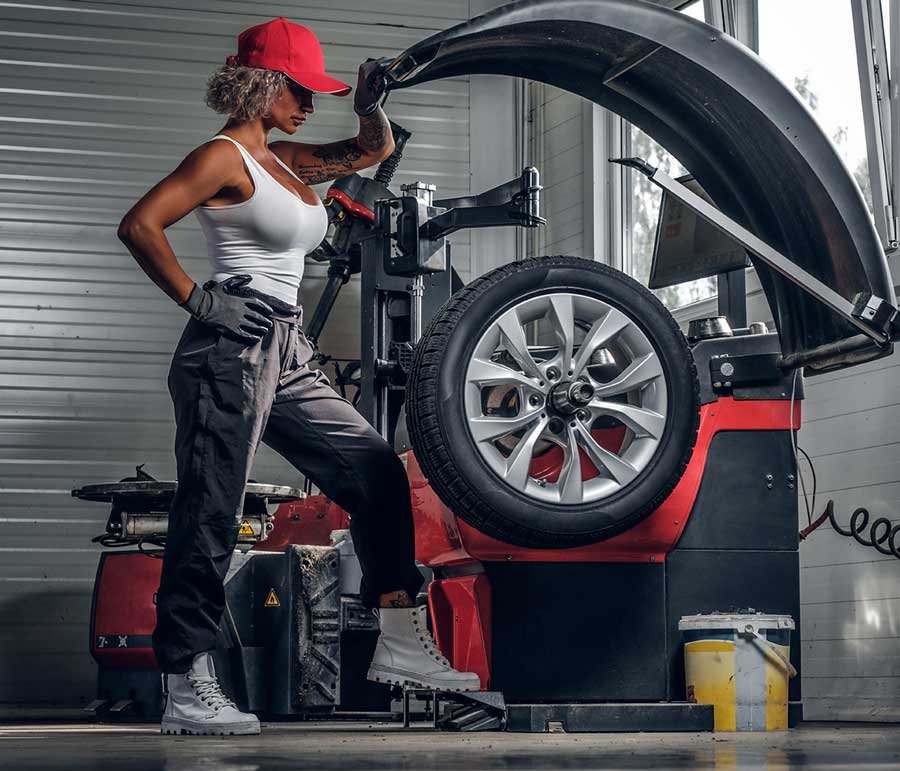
226, 17, 351, 96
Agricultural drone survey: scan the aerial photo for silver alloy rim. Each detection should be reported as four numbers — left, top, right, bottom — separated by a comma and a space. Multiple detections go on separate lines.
463, 292, 668, 505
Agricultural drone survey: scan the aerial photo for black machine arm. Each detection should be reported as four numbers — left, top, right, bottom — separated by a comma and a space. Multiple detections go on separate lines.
304, 261, 352, 346
424, 166, 545, 240
377, 166, 545, 278
613, 157, 900, 350
306, 122, 547, 433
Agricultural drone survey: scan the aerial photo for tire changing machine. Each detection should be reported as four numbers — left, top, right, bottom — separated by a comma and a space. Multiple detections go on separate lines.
298, 147, 898, 731
352, 166, 799, 732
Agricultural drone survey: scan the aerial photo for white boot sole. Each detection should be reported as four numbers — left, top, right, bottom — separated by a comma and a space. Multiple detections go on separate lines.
366, 664, 481, 693
160, 716, 260, 736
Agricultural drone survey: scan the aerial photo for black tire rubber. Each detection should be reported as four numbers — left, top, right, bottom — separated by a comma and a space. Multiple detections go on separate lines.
405, 256, 700, 549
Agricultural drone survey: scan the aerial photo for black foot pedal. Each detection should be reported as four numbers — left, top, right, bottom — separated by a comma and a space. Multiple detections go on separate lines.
439, 691, 506, 732
399, 687, 506, 731
83, 699, 109, 715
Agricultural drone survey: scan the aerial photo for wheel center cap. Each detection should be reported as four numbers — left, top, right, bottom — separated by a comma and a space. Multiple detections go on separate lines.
549, 379, 596, 415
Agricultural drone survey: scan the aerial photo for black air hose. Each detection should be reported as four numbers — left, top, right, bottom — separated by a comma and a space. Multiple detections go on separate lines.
374, 121, 412, 187
800, 499, 900, 559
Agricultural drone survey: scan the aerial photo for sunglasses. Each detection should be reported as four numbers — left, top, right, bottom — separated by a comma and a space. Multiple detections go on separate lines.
287, 81, 315, 104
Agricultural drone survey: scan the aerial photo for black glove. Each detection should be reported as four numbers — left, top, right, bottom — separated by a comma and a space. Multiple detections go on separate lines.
180, 275, 273, 344
353, 57, 392, 116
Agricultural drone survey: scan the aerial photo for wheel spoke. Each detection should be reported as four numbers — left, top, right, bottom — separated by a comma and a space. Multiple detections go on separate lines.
468, 357, 539, 389
496, 309, 544, 380
504, 416, 548, 491
593, 353, 662, 398
465, 290, 669, 506
570, 307, 630, 379
590, 400, 666, 439
547, 294, 575, 375
469, 408, 542, 443
557, 424, 584, 503
573, 421, 639, 486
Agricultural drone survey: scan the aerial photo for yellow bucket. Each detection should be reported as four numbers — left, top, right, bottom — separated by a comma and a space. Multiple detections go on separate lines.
678, 613, 796, 731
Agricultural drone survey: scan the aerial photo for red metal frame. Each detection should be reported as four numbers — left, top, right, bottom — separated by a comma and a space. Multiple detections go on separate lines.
91, 552, 161, 669
428, 574, 492, 689
410, 397, 800, 567
261, 494, 350, 551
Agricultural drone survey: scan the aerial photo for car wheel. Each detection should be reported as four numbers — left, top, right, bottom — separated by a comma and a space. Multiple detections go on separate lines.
405, 256, 700, 549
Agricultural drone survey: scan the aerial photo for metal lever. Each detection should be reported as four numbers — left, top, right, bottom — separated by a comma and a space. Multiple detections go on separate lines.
424, 167, 545, 240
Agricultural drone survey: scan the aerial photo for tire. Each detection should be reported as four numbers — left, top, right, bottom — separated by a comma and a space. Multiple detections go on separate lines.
405, 256, 700, 549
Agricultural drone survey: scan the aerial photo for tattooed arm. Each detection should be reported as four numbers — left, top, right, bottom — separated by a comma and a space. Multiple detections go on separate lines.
269, 107, 395, 186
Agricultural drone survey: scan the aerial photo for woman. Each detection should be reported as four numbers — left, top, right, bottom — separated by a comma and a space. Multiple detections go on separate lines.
117, 18, 478, 737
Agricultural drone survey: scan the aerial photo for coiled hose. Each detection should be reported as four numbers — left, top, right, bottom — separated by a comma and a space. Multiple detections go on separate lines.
800, 499, 900, 559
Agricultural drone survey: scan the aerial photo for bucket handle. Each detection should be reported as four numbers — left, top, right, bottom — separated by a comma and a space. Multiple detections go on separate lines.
742, 624, 798, 678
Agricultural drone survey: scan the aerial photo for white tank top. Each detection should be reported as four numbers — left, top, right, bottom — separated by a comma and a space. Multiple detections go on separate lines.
193, 134, 329, 305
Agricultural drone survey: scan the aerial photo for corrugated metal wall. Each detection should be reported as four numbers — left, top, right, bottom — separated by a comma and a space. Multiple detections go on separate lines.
798, 349, 900, 721
0, 0, 478, 707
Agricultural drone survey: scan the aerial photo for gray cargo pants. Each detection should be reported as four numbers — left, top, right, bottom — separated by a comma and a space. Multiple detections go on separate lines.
153, 289, 423, 674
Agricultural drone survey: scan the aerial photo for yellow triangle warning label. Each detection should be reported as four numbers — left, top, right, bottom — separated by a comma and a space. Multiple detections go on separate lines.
238, 520, 254, 536
264, 589, 280, 608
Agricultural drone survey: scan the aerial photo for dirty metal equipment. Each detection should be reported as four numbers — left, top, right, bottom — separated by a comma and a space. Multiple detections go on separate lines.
74, 466, 297, 552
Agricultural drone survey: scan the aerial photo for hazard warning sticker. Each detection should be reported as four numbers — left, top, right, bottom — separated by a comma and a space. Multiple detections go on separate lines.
238, 520, 254, 536
264, 589, 280, 608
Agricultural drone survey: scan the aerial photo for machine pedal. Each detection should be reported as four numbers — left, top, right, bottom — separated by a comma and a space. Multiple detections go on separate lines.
108, 699, 135, 714
83, 699, 109, 715
399, 687, 506, 731
441, 704, 504, 732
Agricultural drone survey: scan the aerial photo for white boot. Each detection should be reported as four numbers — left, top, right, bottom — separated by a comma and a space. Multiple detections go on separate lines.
160, 652, 260, 736
367, 604, 481, 692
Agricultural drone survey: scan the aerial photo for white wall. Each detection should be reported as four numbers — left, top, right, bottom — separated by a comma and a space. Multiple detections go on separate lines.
468, 0, 523, 273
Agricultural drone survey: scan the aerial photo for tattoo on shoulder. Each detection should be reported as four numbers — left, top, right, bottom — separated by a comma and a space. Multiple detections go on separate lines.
297, 141, 363, 185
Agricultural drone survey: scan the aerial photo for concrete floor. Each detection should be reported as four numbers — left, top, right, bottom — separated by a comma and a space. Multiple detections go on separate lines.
1, 721, 899, 770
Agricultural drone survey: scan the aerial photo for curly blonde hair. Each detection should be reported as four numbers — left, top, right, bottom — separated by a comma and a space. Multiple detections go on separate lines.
205, 64, 289, 122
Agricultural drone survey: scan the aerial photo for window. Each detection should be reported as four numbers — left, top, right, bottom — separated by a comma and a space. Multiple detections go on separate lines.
624, 1, 716, 310
758, 0, 873, 210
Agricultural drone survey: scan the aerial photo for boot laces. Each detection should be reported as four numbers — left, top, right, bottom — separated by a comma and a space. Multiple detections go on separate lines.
415, 620, 451, 667
188, 674, 236, 712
